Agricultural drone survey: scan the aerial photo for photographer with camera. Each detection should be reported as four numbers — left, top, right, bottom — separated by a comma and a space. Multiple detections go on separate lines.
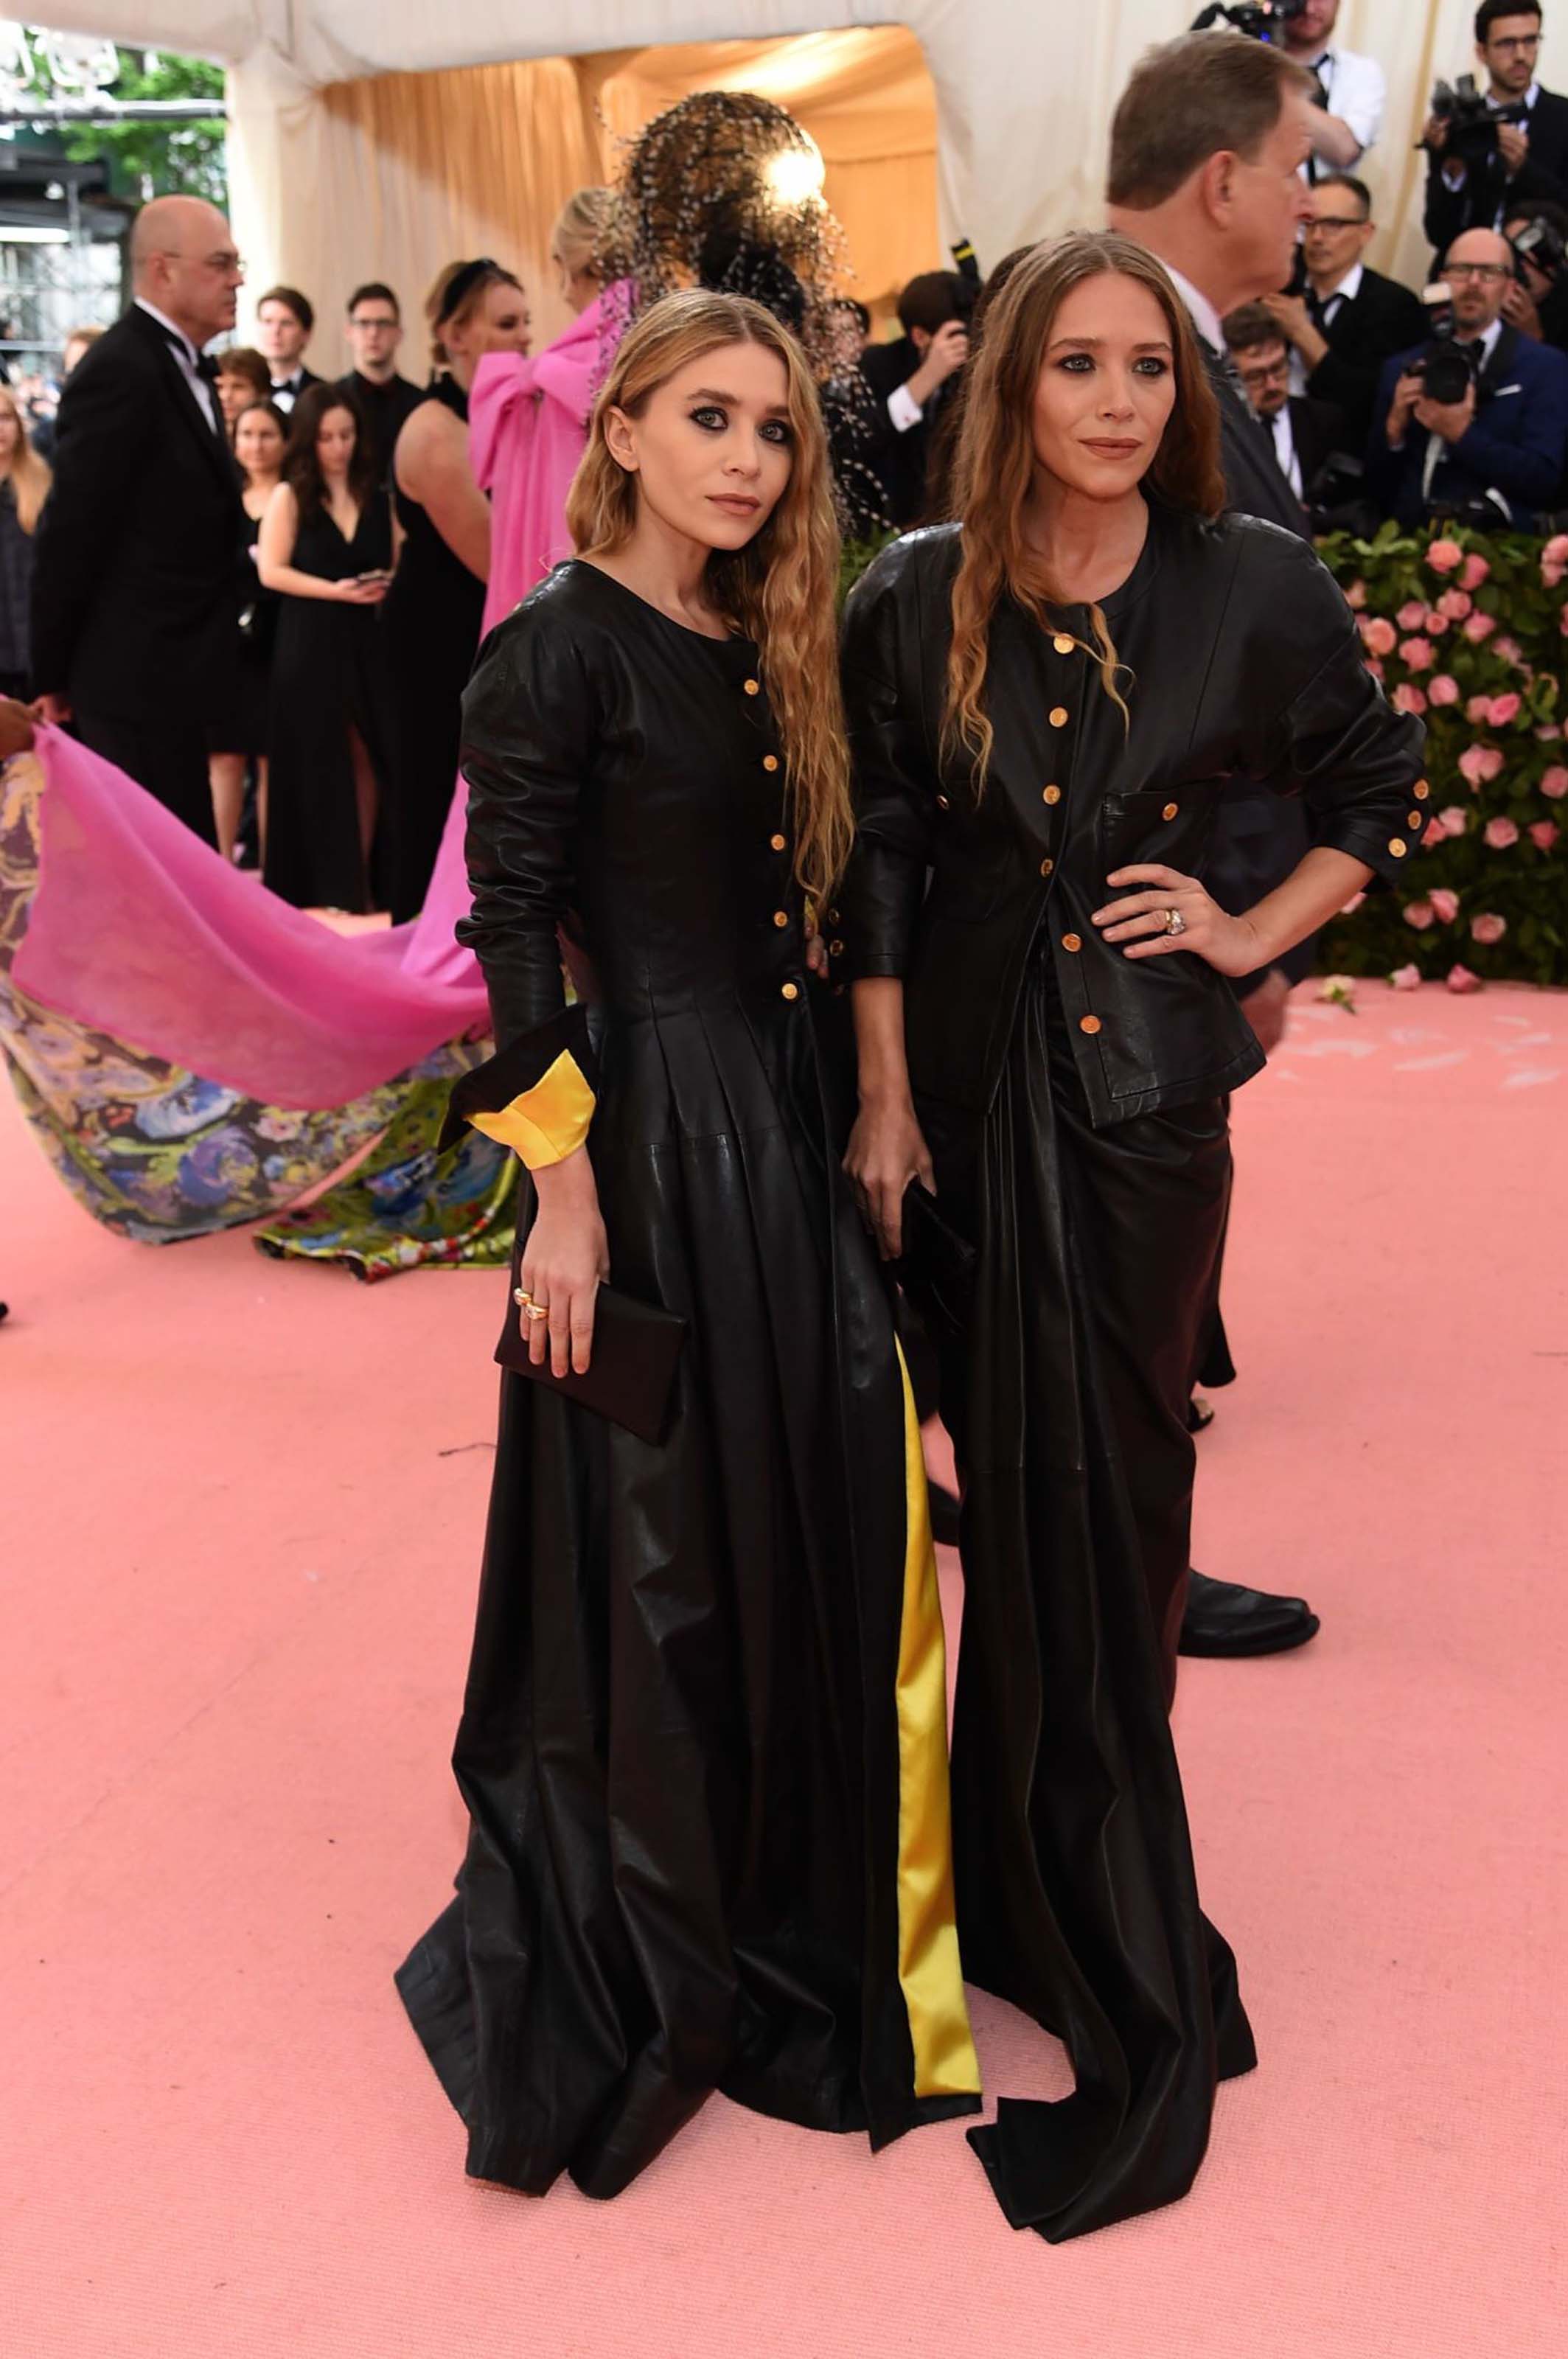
1367, 225, 1568, 526
1280, 0, 1386, 175
1222, 299, 1342, 505
857, 269, 973, 526
1503, 198, 1568, 344
1263, 174, 1429, 459
1424, 4, 1568, 258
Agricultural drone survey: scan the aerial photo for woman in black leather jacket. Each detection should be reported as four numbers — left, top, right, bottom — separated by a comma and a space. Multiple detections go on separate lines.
396, 292, 980, 2203
840, 233, 1426, 2243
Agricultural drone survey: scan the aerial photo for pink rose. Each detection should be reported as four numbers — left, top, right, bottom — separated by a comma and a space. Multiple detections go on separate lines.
1339, 890, 1367, 915
1537, 725, 1564, 742
1429, 887, 1460, 924
1396, 599, 1427, 631
1389, 963, 1422, 991
1544, 533, 1568, 565
1421, 814, 1449, 846
1438, 805, 1469, 834
1488, 692, 1522, 727
1459, 744, 1505, 787
1492, 634, 1524, 666
1424, 611, 1451, 635
1446, 963, 1482, 993
1541, 764, 1568, 797
1428, 673, 1461, 706
1460, 553, 1490, 589
1436, 588, 1473, 620
1402, 899, 1435, 930
1463, 610, 1497, 643
1466, 694, 1493, 724
1529, 819, 1560, 851
1543, 561, 1566, 590
1398, 637, 1435, 673
1426, 537, 1463, 574
1470, 912, 1508, 944
1362, 616, 1397, 656
1345, 578, 1367, 610
1393, 682, 1428, 716
1485, 815, 1519, 847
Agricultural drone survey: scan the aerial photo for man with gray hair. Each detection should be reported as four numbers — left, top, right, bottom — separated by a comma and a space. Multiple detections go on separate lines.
31, 196, 245, 843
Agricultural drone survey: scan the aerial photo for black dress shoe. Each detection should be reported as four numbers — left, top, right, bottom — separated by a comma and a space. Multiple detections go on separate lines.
1187, 1393, 1216, 1434
1178, 1568, 1320, 1659
927, 1479, 961, 1549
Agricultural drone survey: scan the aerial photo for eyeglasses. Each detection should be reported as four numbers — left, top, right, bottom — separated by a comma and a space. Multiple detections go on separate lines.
1445, 262, 1509, 282
1238, 355, 1291, 386
348, 316, 399, 331
1490, 33, 1541, 53
153, 248, 245, 277
1306, 215, 1367, 233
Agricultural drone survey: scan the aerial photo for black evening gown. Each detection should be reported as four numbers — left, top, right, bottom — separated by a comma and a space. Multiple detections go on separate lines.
380, 378, 487, 922
839, 509, 1425, 2241
262, 489, 393, 912
396, 560, 981, 2198
208, 510, 279, 759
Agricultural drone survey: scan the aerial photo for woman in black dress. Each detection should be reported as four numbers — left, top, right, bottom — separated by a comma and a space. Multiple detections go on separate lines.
397, 290, 980, 2198
258, 382, 394, 912
380, 259, 532, 922
841, 234, 1426, 2241
207, 398, 285, 864
0, 382, 49, 699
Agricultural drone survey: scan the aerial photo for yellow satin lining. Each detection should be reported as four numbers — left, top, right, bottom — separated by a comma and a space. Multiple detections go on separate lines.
892, 1341, 981, 2098
465, 1048, 596, 1171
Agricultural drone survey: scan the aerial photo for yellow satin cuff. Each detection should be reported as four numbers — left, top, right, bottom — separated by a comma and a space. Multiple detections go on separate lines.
893, 1342, 981, 2099
465, 1048, 596, 1171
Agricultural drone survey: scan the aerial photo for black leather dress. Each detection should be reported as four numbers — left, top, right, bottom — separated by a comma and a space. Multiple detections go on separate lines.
839, 502, 1426, 2242
396, 560, 982, 2198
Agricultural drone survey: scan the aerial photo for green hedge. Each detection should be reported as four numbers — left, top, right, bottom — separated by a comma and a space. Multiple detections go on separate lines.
843, 524, 1568, 985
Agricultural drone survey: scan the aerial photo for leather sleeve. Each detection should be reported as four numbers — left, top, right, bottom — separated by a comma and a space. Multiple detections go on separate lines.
456, 603, 597, 1051
29, 343, 152, 696
1238, 532, 1427, 890
840, 549, 938, 978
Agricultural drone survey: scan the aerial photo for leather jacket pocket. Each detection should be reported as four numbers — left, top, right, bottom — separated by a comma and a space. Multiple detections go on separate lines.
1096, 780, 1225, 879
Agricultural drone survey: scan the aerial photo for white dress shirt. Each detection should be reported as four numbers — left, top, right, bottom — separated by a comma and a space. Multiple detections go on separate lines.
1441, 80, 1543, 227
1418, 316, 1505, 503
886, 379, 923, 433
1300, 44, 1387, 165
1160, 263, 1224, 361
1265, 403, 1303, 498
133, 296, 217, 433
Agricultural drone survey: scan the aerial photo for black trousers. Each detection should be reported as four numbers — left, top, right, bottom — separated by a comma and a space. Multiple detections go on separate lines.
72, 708, 217, 848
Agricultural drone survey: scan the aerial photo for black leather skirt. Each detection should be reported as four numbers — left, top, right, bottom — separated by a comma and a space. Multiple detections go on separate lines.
914, 947, 1258, 2241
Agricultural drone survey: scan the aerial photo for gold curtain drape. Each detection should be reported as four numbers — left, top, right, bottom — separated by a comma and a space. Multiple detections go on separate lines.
254, 29, 939, 374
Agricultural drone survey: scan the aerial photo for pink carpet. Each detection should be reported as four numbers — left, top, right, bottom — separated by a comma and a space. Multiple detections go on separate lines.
4, 981, 1564, 2356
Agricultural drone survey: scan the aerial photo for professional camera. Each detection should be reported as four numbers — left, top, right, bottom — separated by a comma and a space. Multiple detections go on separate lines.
1510, 214, 1568, 287
1429, 74, 1529, 170
1412, 286, 1482, 407
1189, 0, 1306, 42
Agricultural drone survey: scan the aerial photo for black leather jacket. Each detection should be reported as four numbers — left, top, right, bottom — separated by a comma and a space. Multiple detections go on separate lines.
838, 505, 1428, 1129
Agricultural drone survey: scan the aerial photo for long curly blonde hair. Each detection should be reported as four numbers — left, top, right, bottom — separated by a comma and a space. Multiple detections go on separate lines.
567, 289, 851, 902
944, 231, 1224, 786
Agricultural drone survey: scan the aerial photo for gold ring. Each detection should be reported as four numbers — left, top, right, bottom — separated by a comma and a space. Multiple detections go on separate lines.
523, 1302, 549, 1322
513, 1286, 533, 1308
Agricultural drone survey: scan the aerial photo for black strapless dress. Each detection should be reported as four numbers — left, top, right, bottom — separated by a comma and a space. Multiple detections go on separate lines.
397, 560, 982, 2198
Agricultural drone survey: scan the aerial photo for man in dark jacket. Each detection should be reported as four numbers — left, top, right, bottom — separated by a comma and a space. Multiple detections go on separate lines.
1262, 173, 1429, 461
1107, 29, 1328, 1659
1222, 300, 1345, 509
338, 280, 422, 487
857, 271, 973, 526
30, 195, 245, 844
1424, 2, 1568, 258
1367, 225, 1568, 526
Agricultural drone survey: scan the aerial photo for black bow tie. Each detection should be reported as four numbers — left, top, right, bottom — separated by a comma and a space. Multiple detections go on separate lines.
196, 352, 221, 384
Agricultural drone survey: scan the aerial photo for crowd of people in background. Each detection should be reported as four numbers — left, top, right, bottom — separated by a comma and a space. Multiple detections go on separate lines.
10, 0, 1568, 908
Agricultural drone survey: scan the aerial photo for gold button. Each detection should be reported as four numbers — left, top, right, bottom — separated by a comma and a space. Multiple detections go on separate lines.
762, 753, 779, 773
1053, 634, 1074, 655
1049, 705, 1069, 728
1062, 932, 1082, 952
1079, 1014, 1102, 1036
1163, 801, 1180, 821
781, 980, 799, 1000
830, 939, 845, 957
1413, 779, 1429, 800
1389, 839, 1407, 858
1039, 857, 1054, 878
936, 793, 951, 811
1407, 809, 1422, 829
770, 832, 787, 851
1042, 784, 1062, 805
743, 677, 760, 696
773, 910, 789, 928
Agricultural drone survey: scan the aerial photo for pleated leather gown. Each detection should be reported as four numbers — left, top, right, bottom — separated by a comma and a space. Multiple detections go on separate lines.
396, 560, 981, 2197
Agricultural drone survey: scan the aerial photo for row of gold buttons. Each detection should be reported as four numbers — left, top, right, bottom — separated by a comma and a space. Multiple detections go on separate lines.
750, 675, 808, 1000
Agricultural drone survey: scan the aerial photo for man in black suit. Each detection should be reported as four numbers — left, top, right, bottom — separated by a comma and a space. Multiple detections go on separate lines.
1107, 29, 1323, 1660
338, 280, 422, 487
1222, 302, 1344, 507
1367, 224, 1568, 526
30, 196, 245, 846
857, 271, 973, 526
1261, 173, 1429, 461
256, 285, 321, 414
1424, 3, 1568, 257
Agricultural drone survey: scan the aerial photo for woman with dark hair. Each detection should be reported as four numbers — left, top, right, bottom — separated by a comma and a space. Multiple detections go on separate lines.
0, 381, 50, 698
257, 381, 394, 910
841, 231, 1426, 2240
208, 397, 287, 863
380, 258, 532, 922
397, 289, 979, 2202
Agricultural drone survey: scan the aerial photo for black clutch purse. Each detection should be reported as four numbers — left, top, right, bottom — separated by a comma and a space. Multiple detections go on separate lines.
894, 1182, 977, 1325
495, 1258, 687, 1446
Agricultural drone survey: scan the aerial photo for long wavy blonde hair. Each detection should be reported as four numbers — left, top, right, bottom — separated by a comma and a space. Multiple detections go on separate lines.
944, 231, 1224, 784
0, 385, 50, 533
567, 288, 851, 902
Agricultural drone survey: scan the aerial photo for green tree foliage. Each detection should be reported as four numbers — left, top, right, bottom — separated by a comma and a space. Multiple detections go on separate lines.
24, 43, 226, 206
